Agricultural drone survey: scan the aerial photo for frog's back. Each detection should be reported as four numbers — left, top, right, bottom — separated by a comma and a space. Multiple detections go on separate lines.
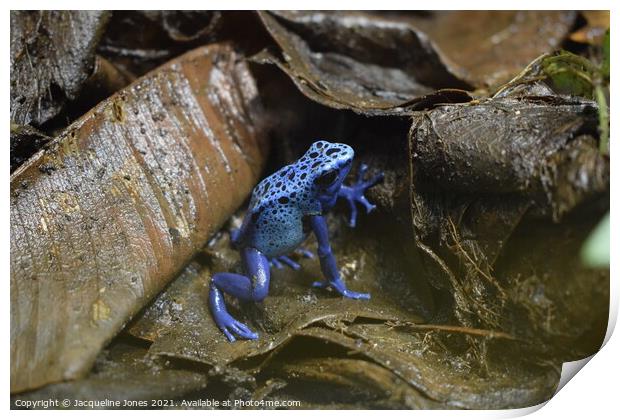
243, 163, 319, 257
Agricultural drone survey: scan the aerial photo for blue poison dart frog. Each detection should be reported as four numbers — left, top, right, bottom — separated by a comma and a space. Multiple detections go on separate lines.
209, 140, 384, 342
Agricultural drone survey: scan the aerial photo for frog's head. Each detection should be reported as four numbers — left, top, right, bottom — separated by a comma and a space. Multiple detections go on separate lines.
303, 140, 353, 207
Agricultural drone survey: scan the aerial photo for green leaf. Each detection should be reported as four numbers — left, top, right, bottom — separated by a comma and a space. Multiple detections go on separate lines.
601, 29, 610, 80
542, 51, 597, 98
595, 85, 609, 153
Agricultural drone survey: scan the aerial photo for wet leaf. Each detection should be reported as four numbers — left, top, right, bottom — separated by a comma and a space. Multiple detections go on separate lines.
10, 11, 110, 126
10, 44, 269, 392
411, 93, 606, 218
123, 193, 564, 408
98, 11, 222, 78
12, 341, 208, 407
408, 89, 609, 355
254, 11, 574, 114
291, 326, 560, 409
406, 11, 577, 88
262, 357, 438, 409
255, 11, 472, 115
144, 11, 222, 42
127, 223, 427, 367
492, 51, 610, 154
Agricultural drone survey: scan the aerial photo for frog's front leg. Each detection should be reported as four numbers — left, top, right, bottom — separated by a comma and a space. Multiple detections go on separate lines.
308, 215, 370, 300
209, 247, 270, 342
338, 163, 384, 227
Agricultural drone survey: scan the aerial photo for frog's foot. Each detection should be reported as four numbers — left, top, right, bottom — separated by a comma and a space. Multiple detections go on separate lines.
270, 255, 299, 270
340, 163, 384, 228
212, 309, 259, 342
312, 278, 371, 300
208, 248, 268, 342
270, 248, 315, 270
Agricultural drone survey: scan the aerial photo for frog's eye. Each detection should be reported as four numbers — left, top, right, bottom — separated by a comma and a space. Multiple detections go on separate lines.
314, 170, 338, 187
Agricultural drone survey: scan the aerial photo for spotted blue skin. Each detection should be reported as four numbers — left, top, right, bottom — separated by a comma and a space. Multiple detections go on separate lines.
209, 140, 384, 342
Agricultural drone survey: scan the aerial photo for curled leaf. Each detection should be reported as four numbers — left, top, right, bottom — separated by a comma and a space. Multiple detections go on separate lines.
412, 94, 606, 218
10, 11, 110, 126
407, 11, 577, 88
13, 341, 208, 405
542, 51, 598, 98
264, 357, 438, 409
10, 44, 269, 392
254, 11, 574, 115
408, 88, 609, 355
292, 326, 560, 409
126, 226, 426, 367
255, 11, 472, 115
97, 11, 222, 78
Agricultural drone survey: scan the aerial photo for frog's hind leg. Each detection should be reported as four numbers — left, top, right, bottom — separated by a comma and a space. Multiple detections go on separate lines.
209, 247, 270, 342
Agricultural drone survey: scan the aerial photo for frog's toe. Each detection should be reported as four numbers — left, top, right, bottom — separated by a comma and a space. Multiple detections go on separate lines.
363, 172, 384, 189
313, 280, 370, 300
279, 255, 301, 270
357, 195, 376, 213
356, 162, 369, 182
269, 257, 284, 269
221, 327, 236, 343
270, 256, 301, 270
296, 248, 315, 259
341, 289, 371, 300
214, 311, 258, 342
229, 320, 259, 340
346, 199, 359, 227
215, 319, 237, 342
